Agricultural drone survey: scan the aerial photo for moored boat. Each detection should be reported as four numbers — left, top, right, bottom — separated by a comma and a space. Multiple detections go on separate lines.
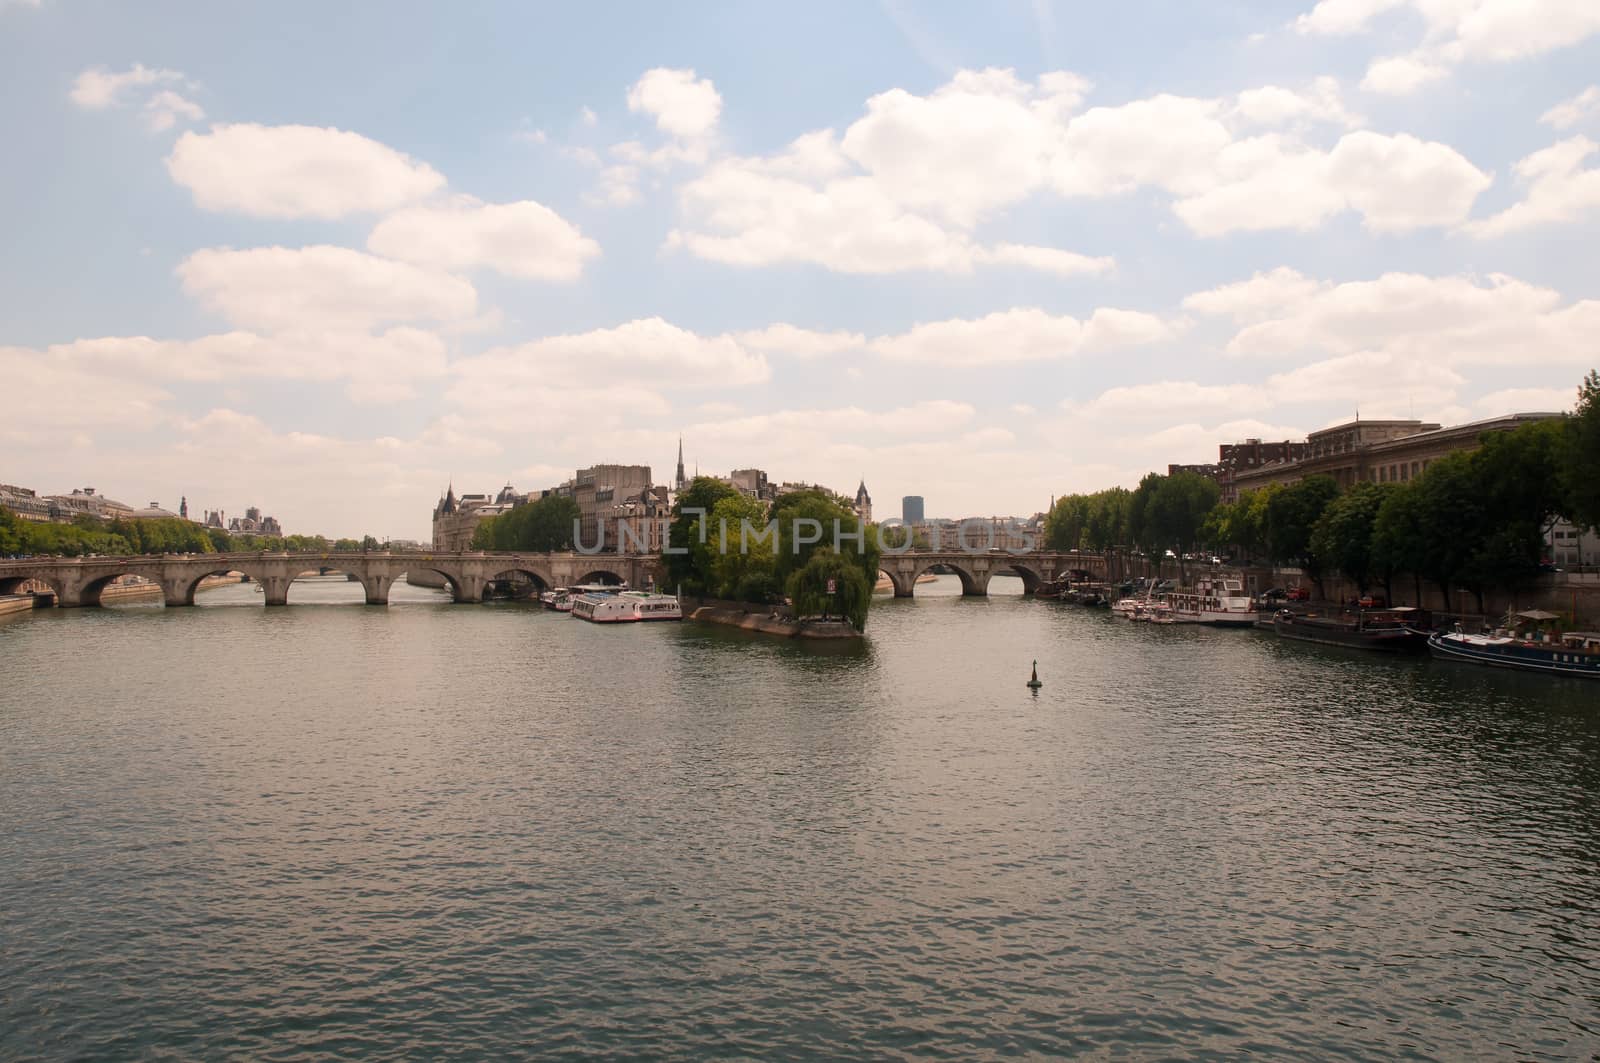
1428, 614, 1600, 678
1273, 606, 1430, 652
570, 590, 683, 623
1164, 577, 1255, 627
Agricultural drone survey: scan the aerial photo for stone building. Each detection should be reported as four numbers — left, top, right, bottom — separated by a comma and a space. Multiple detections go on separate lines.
1228, 413, 1559, 495
432, 486, 490, 551
0, 484, 53, 522
227, 505, 284, 536
724, 468, 772, 500
854, 480, 872, 524
1171, 438, 1310, 503
46, 487, 134, 522
1548, 520, 1599, 569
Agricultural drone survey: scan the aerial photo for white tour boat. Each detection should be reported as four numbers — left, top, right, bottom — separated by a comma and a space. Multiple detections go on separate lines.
570, 590, 683, 623
1163, 577, 1255, 627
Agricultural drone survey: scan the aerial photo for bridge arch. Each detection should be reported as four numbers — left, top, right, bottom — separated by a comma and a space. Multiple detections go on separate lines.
408, 567, 469, 602
991, 560, 1045, 594
0, 573, 64, 602
175, 565, 272, 606
485, 567, 551, 601
576, 569, 627, 588
908, 559, 986, 597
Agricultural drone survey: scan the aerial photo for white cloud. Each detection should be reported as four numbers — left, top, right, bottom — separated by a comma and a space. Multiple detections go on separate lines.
1541, 86, 1600, 129
47, 328, 450, 404
69, 64, 183, 109
1474, 386, 1577, 413
1324, 131, 1492, 230
450, 318, 770, 418
689, 400, 975, 445
732, 324, 866, 358
70, 64, 203, 132
838, 68, 1083, 227
585, 164, 642, 207
142, 89, 204, 132
0, 345, 171, 433
1232, 78, 1360, 128
667, 69, 1485, 263
870, 307, 1177, 365
1062, 100, 1489, 234
178, 245, 477, 332
167, 123, 446, 219
974, 243, 1114, 276
1300, 1, 1600, 92
1210, 270, 1600, 367
1075, 353, 1465, 421
1465, 136, 1600, 237
1183, 267, 1327, 321
1360, 52, 1448, 95
1294, 0, 1406, 36
367, 196, 600, 280
627, 67, 722, 140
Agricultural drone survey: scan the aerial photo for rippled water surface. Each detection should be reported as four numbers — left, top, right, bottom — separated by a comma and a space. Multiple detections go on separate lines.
3, 575, 1599, 1059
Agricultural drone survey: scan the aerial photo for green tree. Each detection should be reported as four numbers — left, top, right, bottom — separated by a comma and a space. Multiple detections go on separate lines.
473, 495, 581, 552
1564, 370, 1600, 531
1371, 482, 1426, 605
877, 523, 930, 551
769, 489, 879, 596
785, 548, 873, 630
1083, 487, 1131, 551
707, 494, 775, 601
1043, 494, 1090, 551
663, 476, 739, 594
1265, 475, 1339, 596
1309, 481, 1392, 595
1147, 471, 1220, 577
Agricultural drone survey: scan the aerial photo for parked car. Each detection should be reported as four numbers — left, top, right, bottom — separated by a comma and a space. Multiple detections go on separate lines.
1286, 587, 1311, 602
1358, 593, 1386, 608
1260, 587, 1288, 603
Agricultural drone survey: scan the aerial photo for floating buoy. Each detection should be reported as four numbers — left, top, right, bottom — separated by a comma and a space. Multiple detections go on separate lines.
1027, 660, 1042, 689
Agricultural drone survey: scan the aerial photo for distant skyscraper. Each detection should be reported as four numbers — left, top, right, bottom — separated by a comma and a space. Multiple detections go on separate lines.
902, 495, 924, 524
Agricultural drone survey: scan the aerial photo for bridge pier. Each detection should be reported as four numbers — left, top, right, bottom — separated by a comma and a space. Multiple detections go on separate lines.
162, 578, 194, 607
451, 575, 486, 603
360, 574, 393, 606
261, 576, 293, 607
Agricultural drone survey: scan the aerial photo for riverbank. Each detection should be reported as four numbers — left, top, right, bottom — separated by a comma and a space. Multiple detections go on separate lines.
687, 599, 862, 640
0, 594, 38, 618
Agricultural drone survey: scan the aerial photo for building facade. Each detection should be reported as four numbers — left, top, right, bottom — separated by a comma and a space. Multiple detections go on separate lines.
1228, 414, 1559, 496
0, 484, 53, 522
45, 487, 135, 522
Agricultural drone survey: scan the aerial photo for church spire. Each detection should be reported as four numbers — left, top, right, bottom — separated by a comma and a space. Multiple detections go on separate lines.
674, 436, 687, 492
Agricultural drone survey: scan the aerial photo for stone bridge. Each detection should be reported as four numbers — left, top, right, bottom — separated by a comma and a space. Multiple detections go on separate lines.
877, 550, 1114, 597
0, 551, 662, 607
0, 549, 1120, 608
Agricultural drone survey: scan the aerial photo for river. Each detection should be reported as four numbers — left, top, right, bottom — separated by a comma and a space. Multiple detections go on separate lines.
2, 574, 1597, 1059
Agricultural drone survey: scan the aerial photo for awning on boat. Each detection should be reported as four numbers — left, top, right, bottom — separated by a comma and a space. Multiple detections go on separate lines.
1514, 609, 1561, 621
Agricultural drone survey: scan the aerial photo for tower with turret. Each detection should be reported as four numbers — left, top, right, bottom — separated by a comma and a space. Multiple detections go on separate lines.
854, 480, 872, 524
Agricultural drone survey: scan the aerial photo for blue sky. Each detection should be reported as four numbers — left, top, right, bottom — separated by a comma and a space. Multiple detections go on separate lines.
3, 0, 1598, 538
